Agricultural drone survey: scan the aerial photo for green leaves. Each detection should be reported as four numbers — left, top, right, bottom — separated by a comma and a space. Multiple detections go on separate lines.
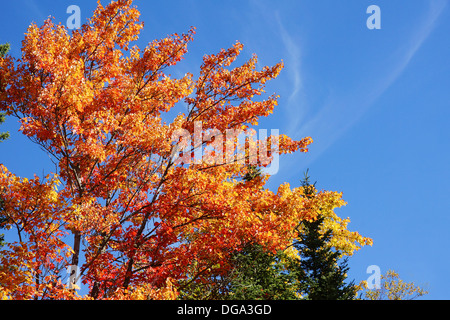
0, 112, 9, 143
226, 243, 298, 300
0, 44, 11, 143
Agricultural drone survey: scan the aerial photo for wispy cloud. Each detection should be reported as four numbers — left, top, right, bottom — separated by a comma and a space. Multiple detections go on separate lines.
275, 14, 302, 103
25, 0, 46, 23
290, 0, 447, 171
274, 12, 308, 141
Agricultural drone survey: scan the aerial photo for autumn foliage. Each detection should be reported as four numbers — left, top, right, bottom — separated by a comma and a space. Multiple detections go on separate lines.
0, 0, 371, 299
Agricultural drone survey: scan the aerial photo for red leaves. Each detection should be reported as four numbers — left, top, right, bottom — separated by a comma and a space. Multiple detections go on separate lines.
0, 0, 353, 300
0, 165, 75, 299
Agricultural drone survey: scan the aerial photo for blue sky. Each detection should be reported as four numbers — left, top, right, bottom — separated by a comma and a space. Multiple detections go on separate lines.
1, 0, 449, 299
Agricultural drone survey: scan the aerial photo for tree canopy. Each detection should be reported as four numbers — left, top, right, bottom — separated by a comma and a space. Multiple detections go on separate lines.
0, 0, 372, 300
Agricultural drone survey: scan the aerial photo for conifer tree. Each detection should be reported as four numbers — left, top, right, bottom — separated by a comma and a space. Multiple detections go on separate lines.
222, 166, 297, 300
293, 171, 357, 300
225, 243, 297, 300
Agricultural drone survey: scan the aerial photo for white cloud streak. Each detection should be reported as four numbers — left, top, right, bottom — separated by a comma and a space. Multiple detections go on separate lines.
25, 0, 46, 23
287, 0, 447, 172
274, 12, 308, 142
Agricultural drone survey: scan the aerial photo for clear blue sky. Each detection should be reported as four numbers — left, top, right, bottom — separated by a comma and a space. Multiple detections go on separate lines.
1, 0, 449, 299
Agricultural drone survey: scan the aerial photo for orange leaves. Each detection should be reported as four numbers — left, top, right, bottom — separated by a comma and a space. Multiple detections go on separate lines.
186, 41, 285, 133
21, 19, 70, 73
0, 165, 61, 227
0, 0, 372, 300
201, 41, 244, 70
0, 165, 74, 299
129, 27, 195, 75
278, 135, 313, 154
108, 278, 178, 300
86, 0, 143, 52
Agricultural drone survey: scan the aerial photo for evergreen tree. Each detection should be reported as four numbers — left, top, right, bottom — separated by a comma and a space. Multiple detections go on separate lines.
222, 166, 297, 299
179, 169, 359, 300
243, 165, 262, 182
293, 171, 357, 300
0, 43, 10, 57
226, 243, 297, 300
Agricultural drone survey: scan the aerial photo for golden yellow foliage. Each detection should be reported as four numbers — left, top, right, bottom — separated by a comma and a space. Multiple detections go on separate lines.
360, 269, 428, 300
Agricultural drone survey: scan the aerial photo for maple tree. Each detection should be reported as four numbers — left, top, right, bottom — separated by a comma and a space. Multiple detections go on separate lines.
0, 43, 10, 285
0, 0, 371, 300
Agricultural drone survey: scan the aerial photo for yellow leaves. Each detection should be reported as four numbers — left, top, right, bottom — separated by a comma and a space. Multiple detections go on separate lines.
293, 187, 373, 256
277, 182, 292, 200
361, 270, 428, 300
283, 246, 300, 261
0, 0, 377, 301
65, 247, 75, 259
271, 181, 373, 257
110, 278, 179, 300
0, 287, 12, 300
